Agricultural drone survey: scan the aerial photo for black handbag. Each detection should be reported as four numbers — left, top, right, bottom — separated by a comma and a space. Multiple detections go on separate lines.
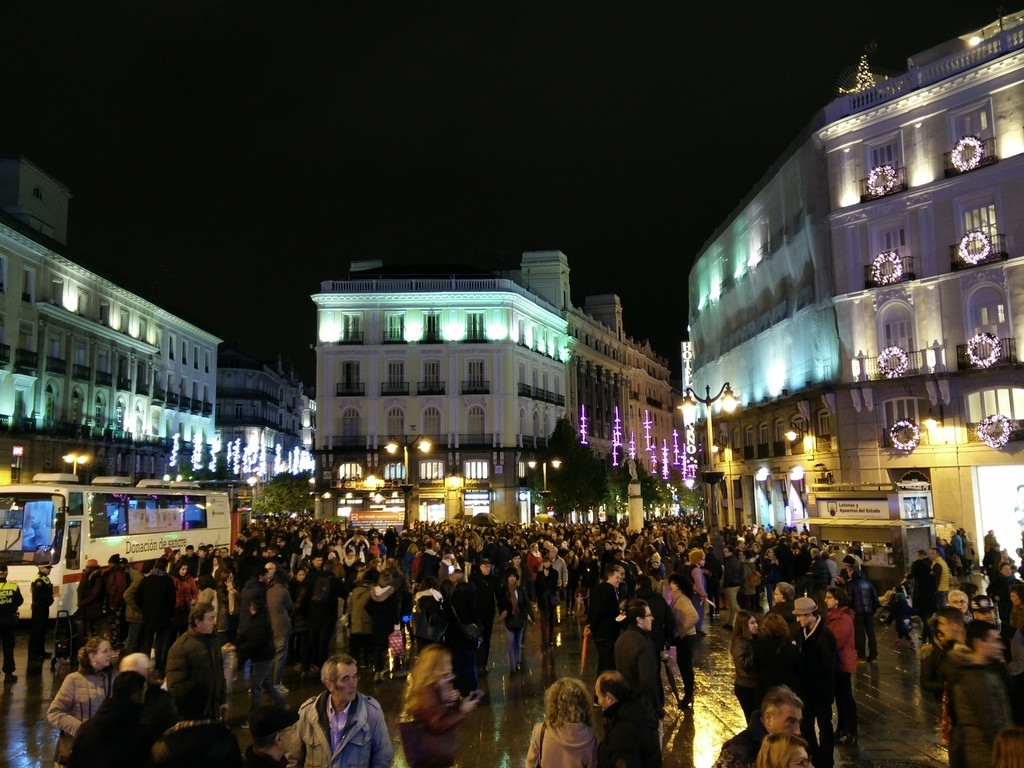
450, 602, 482, 648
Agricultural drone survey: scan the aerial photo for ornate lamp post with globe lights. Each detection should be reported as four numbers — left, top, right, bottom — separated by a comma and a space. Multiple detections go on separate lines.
385, 437, 431, 530
680, 383, 738, 533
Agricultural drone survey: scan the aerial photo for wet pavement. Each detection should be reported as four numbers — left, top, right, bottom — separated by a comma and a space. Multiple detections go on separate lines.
0, 613, 946, 768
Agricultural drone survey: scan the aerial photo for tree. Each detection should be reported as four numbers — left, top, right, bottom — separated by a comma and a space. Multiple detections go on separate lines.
252, 471, 314, 515
538, 417, 606, 518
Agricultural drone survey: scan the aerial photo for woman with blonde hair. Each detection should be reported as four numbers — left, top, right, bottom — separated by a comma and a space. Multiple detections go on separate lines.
525, 677, 598, 767
688, 548, 708, 634
993, 726, 1024, 768
756, 732, 812, 768
400, 644, 482, 768
47, 635, 116, 766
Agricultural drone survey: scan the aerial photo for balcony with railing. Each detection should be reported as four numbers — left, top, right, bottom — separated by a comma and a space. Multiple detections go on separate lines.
336, 382, 366, 396
860, 165, 908, 202
15, 349, 38, 373
135, 381, 149, 396
863, 348, 925, 380
95, 370, 112, 386
337, 332, 364, 345
956, 335, 1017, 370
461, 380, 490, 395
417, 381, 446, 396
166, 391, 179, 406
949, 231, 1009, 271
943, 136, 998, 177
45, 356, 66, 374
202, 401, 213, 416
72, 364, 91, 381
517, 383, 565, 406
422, 332, 443, 344
458, 433, 493, 446
864, 251, 916, 288
0, 344, 10, 366
382, 332, 407, 345
966, 418, 1024, 445
179, 396, 192, 411
151, 387, 166, 404
380, 382, 409, 396
116, 377, 132, 391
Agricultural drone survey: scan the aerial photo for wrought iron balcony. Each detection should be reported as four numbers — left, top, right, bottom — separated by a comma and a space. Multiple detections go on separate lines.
117, 377, 132, 391
463, 332, 487, 343
417, 381, 446, 395
337, 332, 364, 345
179, 396, 192, 411
152, 387, 166, 404
458, 433, 493, 446
135, 381, 149, 396
517, 383, 565, 406
0, 344, 10, 366
382, 333, 406, 344
95, 370, 112, 386
859, 164, 908, 202
863, 251, 916, 288
335, 382, 366, 396
956, 336, 1017, 370
461, 380, 490, 395
202, 401, 213, 416
949, 232, 1009, 271
380, 382, 409, 396
966, 418, 1024, 445
72, 364, 91, 380
864, 348, 925, 380
166, 392, 179, 406
15, 348, 38, 372
46, 356, 66, 374
943, 136, 997, 177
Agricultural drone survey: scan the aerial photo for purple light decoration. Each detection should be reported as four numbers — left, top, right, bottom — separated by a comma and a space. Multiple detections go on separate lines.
643, 410, 653, 452
661, 440, 670, 479
579, 404, 589, 445
683, 457, 697, 481
628, 431, 636, 461
672, 429, 681, 466
611, 406, 622, 467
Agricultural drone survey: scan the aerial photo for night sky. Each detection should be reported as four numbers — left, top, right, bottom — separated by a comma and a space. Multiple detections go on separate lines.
0, 3, 999, 381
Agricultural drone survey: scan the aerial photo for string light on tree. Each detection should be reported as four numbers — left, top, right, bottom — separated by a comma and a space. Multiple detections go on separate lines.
977, 414, 1012, 449
855, 53, 875, 91
877, 345, 910, 378
967, 332, 1000, 368
889, 419, 921, 452
957, 231, 991, 266
191, 434, 203, 472
208, 435, 221, 473
951, 136, 984, 173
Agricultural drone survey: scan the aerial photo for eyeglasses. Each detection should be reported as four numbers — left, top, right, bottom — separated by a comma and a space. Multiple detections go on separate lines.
642, 613, 654, 619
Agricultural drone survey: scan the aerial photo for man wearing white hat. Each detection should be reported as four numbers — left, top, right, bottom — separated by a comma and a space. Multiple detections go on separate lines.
793, 596, 836, 768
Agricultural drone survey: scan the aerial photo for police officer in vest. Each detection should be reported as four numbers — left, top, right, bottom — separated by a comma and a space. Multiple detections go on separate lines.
0, 563, 25, 682
29, 559, 54, 661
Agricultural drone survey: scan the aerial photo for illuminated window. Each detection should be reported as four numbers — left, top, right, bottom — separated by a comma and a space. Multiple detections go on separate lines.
342, 313, 362, 342
385, 312, 405, 342
424, 312, 441, 342
467, 360, 484, 386
383, 462, 405, 481
953, 104, 992, 140
817, 410, 832, 438
773, 419, 785, 443
467, 312, 485, 341
883, 397, 924, 428
420, 460, 445, 480
337, 463, 362, 481
880, 302, 915, 352
967, 285, 1008, 336
341, 408, 361, 440
758, 423, 769, 445
961, 200, 998, 240
464, 460, 489, 480
966, 387, 1024, 421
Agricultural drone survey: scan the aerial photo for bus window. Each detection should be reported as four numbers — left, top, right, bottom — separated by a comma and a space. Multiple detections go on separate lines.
127, 494, 186, 534
68, 492, 84, 516
88, 494, 127, 538
0, 494, 57, 564
65, 520, 82, 571
183, 495, 208, 530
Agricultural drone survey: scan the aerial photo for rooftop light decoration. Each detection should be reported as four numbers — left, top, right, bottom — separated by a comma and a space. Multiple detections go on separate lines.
957, 230, 991, 266
889, 419, 920, 452
877, 345, 909, 378
871, 251, 903, 285
867, 165, 898, 197
966, 332, 1000, 368
951, 136, 983, 173
977, 414, 1011, 449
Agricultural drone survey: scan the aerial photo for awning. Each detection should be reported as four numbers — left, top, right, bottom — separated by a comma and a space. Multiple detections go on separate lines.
793, 517, 933, 528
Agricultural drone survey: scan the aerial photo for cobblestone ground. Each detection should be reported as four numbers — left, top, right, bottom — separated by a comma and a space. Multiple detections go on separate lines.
0, 612, 945, 768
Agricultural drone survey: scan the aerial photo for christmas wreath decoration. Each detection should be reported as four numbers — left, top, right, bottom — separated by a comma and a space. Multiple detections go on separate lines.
877, 346, 909, 378
951, 136, 984, 173
977, 414, 1011, 449
966, 332, 1000, 368
889, 419, 920, 452
871, 251, 903, 285
867, 165, 898, 196
957, 230, 991, 266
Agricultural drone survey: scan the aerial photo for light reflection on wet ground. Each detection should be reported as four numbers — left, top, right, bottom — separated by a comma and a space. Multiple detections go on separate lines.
0, 612, 946, 768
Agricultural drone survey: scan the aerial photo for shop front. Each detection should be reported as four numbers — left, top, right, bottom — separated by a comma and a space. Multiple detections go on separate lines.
975, 464, 1024, 557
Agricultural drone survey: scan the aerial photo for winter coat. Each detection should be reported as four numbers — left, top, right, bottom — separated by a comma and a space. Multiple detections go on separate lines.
347, 584, 373, 636
798, 617, 836, 704
76, 567, 106, 622
670, 593, 698, 638
597, 696, 662, 768
47, 663, 114, 737
731, 636, 758, 690
150, 720, 243, 768
753, 635, 803, 700
289, 691, 393, 768
266, 580, 294, 639
65, 691, 150, 768
526, 721, 598, 768
613, 625, 664, 718
365, 584, 399, 642
122, 568, 144, 624
949, 662, 1013, 768
172, 573, 199, 626
138, 570, 177, 631
846, 571, 880, 616
164, 628, 226, 719
402, 679, 468, 768
826, 606, 857, 674
235, 608, 275, 664
635, 586, 676, 651
713, 709, 770, 768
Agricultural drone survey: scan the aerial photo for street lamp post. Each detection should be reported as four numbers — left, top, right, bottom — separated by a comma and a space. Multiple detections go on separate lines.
63, 453, 90, 479
386, 437, 431, 530
527, 458, 561, 520
680, 383, 738, 534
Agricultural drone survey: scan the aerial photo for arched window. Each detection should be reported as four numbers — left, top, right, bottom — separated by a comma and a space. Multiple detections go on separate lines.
422, 406, 441, 439
882, 397, 925, 428
95, 394, 106, 428
879, 302, 915, 352
386, 407, 405, 438
71, 389, 82, 423
532, 411, 541, 438
744, 425, 754, 448
758, 423, 769, 445
966, 285, 1009, 337
341, 407, 361, 440
467, 405, 485, 436
44, 384, 56, 421
966, 387, 1024, 421
773, 419, 785, 443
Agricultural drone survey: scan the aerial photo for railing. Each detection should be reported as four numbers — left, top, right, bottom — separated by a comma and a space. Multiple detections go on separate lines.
190, 399, 202, 414
0, 344, 9, 365
337, 333, 364, 345
860, 165, 908, 202
646, 397, 663, 408
380, 382, 409, 396
772, 441, 787, 457
863, 252, 916, 288
743, 446, 755, 460
166, 392, 179, 406
966, 418, 1024, 444
949, 232, 1009, 271
95, 371, 112, 386
463, 333, 487, 343
179, 396, 192, 411
756, 443, 770, 459
15, 349, 38, 372
116, 377, 132, 391
461, 380, 490, 395
324, 434, 367, 448
336, 383, 366, 396
956, 336, 1017, 370
46, 356, 66, 374
422, 332, 443, 344
72, 364, 91, 380
135, 381, 149, 396
864, 348, 926, 380
518, 383, 566, 406
202, 402, 213, 416
458, 433, 493, 446
417, 381, 446, 395
816, 435, 834, 451
382, 334, 406, 344
943, 136, 998, 177
151, 387, 166, 404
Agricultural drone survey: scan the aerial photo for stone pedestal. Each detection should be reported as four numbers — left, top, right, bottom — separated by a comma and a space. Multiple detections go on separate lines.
627, 481, 643, 533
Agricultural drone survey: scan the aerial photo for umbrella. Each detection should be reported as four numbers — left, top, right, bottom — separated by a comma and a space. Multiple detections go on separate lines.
533, 513, 556, 524
580, 627, 589, 674
470, 512, 496, 526
662, 653, 682, 705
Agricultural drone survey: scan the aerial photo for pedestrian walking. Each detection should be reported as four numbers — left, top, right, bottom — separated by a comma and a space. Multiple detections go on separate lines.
165, 601, 231, 721
496, 567, 533, 674
64, 670, 150, 768
793, 596, 836, 768
730, 610, 760, 721
614, 598, 664, 721
668, 573, 699, 707
526, 677, 599, 768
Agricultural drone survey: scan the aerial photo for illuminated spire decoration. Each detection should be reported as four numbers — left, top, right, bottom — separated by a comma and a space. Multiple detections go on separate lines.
169, 433, 180, 468
672, 429, 681, 466
661, 439, 670, 479
628, 431, 637, 461
191, 434, 203, 472
579, 404, 589, 445
611, 407, 622, 467
643, 410, 653, 453
208, 435, 221, 472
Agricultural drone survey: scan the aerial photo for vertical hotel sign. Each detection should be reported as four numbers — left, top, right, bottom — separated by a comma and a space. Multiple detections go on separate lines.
681, 342, 697, 483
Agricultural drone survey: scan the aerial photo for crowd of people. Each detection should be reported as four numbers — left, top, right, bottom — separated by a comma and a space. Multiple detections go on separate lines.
23, 514, 1024, 768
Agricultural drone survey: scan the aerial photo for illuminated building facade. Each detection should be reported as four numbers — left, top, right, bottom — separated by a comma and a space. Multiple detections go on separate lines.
0, 156, 221, 482
312, 260, 570, 524
690, 13, 1024, 551
215, 342, 314, 481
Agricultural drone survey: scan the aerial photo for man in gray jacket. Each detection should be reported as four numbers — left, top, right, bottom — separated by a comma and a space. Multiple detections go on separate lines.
265, 565, 293, 695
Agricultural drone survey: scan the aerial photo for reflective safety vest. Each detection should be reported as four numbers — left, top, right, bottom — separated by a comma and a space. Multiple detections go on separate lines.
0, 581, 20, 610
